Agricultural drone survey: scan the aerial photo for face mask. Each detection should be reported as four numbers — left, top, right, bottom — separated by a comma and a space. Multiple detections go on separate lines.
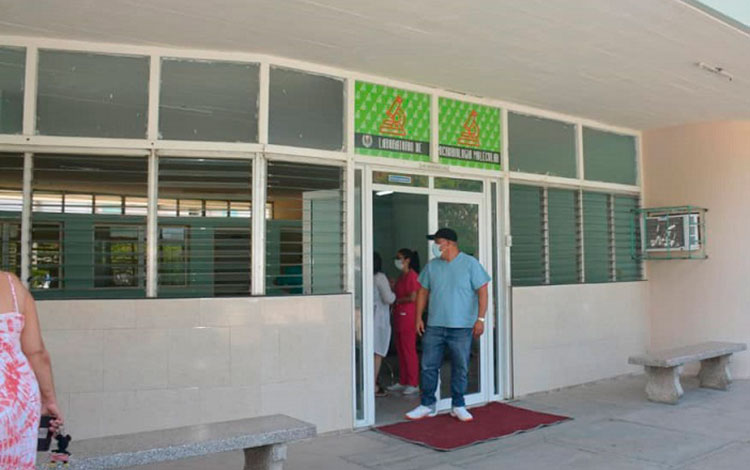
394, 259, 404, 270
431, 243, 443, 258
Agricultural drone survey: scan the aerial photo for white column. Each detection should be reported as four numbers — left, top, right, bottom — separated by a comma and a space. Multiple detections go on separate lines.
251, 154, 267, 295
146, 149, 158, 297
20, 153, 33, 288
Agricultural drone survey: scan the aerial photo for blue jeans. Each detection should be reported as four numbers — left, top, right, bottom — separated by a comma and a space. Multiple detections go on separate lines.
420, 326, 473, 408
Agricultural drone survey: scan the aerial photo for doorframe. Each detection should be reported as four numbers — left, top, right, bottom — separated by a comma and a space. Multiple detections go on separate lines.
356, 163, 507, 427
428, 191, 492, 411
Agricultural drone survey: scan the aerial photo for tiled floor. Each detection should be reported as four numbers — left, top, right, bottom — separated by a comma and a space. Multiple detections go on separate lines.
122, 375, 750, 469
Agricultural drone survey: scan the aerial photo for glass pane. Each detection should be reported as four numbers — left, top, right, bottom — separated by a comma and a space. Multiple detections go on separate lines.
0, 154, 23, 276
434, 177, 483, 193
548, 189, 579, 284
583, 192, 611, 283
37, 50, 149, 138
159, 226, 188, 287
94, 225, 146, 288
510, 185, 544, 285
159, 58, 259, 142
269, 67, 344, 150
0, 221, 21, 276
158, 158, 252, 297
32, 193, 63, 213
614, 196, 641, 281
32, 155, 148, 298
0, 154, 23, 212
65, 194, 93, 214
508, 113, 577, 178
31, 223, 61, 289
583, 128, 637, 185
125, 197, 148, 216
0, 47, 25, 134
266, 161, 344, 295
437, 202, 481, 398
354, 170, 364, 421
95, 195, 122, 215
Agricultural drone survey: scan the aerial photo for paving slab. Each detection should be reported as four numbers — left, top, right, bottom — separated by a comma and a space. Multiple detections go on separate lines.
459, 440, 664, 470
546, 418, 731, 467
681, 442, 750, 470
617, 403, 750, 441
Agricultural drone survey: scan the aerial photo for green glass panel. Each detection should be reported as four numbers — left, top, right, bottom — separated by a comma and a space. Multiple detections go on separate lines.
614, 195, 641, 281
510, 184, 544, 286
548, 189, 578, 284
508, 113, 576, 178
434, 177, 483, 192
37, 50, 149, 138
159, 58, 259, 142
270, 67, 344, 150
583, 128, 637, 185
583, 192, 611, 283
0, 47, 25, 134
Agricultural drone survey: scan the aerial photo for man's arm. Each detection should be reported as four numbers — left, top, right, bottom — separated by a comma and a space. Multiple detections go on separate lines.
415, 287, 429, 336
473, 284, 489, 338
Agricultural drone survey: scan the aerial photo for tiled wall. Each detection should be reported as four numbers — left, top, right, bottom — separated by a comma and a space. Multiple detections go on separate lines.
512, 282, 649, 396
37, 294, 353, 439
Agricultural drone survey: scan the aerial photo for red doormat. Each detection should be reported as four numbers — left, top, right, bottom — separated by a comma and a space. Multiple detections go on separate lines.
375, 402, 571, 451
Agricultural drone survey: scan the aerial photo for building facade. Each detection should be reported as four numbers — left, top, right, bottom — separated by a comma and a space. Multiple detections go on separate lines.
0, 34, 647, 438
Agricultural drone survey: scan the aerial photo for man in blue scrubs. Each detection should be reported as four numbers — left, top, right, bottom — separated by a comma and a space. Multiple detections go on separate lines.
405, 227, 491, 422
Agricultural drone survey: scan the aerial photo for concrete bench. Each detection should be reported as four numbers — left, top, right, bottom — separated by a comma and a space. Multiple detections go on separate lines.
37, 414, 315, 470
628, 341, 747, 404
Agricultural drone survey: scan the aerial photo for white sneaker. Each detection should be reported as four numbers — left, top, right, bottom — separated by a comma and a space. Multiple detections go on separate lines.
405, 405, 437, 420
402, 386, 420, 395
450, 406, 473, 422
386, 383, 406, 392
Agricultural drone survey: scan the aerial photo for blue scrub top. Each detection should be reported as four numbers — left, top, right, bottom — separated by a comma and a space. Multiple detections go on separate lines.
418, 252, 491, 328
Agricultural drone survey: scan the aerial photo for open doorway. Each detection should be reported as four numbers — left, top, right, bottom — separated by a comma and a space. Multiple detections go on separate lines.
372, 191, 428, 425
356, 167, 499, 428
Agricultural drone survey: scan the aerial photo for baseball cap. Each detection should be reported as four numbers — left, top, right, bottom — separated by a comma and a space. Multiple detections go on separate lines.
426, 228, 458, 242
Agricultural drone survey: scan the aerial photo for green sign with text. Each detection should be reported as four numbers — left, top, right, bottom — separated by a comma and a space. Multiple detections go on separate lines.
439, 98, 501, 170
354, 81, 431, 161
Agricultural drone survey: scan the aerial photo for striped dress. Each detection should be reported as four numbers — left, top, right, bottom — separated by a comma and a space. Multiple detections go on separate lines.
0, 274, 41, 469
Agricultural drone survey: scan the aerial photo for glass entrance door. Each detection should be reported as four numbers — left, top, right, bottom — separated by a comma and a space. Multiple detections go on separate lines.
356, 166, 497, 427
429, 194, 489, 410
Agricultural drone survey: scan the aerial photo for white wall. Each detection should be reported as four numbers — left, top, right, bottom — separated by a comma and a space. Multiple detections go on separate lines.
38, 295, 352, 439
643, 121, 750, 378
512, 282, 649, 396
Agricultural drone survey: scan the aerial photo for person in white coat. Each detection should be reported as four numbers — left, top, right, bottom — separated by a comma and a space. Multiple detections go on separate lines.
373, 252, 395, 397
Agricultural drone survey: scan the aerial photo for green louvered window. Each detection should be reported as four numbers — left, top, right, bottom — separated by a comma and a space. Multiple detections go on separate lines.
583, 128, 637, 185
614, 195, 641, 281
548, 188, 579, 284
510, 185, 544, 286
508, 113, 577, 178
583, 192, 612, 283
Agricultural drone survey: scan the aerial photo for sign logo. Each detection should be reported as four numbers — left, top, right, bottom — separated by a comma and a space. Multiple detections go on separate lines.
362, 134, 373, 148
457, 110, 480, 147
380, 96, 407, 136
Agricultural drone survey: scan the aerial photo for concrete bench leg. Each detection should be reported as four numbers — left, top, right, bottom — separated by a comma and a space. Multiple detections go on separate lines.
645, 366, 683, 404
244, 444, 287, 470
698, 354, 732, 390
